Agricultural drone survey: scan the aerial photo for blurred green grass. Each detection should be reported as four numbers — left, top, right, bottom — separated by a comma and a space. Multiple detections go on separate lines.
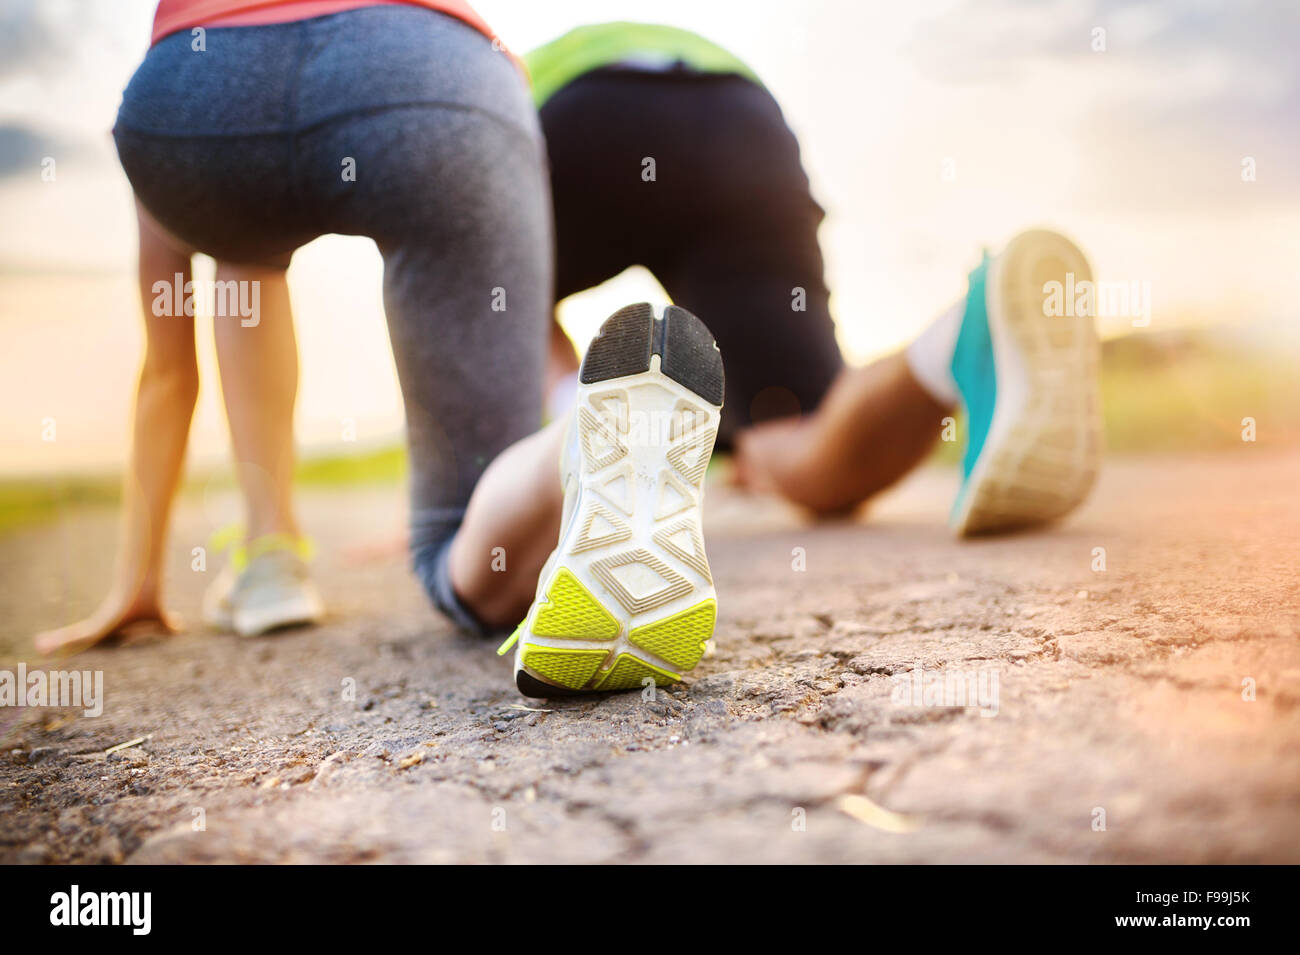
3, 330, 1297, 534
929, 330, 1296, 465
0, 443, 406, 535
1095, 331, 1300, 452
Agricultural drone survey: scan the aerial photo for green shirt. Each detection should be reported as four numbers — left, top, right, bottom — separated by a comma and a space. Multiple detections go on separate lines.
524, 22, 762, 108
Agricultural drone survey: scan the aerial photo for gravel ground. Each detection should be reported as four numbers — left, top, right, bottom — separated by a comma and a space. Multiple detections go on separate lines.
1, 450, 1297, 864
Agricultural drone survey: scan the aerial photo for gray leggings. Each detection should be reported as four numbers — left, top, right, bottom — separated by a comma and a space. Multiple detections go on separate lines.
113, 7, 553, 626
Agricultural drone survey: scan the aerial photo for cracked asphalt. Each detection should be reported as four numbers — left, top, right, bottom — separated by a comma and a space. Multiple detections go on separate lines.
2, 450, 1297, 863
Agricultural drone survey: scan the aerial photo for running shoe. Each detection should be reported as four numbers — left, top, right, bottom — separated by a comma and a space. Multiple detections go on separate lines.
499, 303, 724, 696
950, 229, 1102, 535
202, 533, 325, 637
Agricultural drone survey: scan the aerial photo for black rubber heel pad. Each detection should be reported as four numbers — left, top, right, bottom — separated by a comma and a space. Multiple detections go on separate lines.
660, 305, 725, 407
516, 670, 586, 698
580, 302, 654, 384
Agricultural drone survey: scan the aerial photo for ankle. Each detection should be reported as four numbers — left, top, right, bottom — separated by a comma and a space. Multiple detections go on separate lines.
244, 512, 301, 543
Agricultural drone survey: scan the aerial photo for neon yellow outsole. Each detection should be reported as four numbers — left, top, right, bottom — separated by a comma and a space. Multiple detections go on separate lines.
510, 590, 720, 692
531, 568, 620, 641
595, 654, 681, 691
520, 645, 610, 690
512, 304, 723, 697
629, 599, 716, 671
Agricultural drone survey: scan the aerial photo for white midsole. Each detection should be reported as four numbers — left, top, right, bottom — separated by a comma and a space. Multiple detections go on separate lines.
233, 592, 324, 638
949, 231, 1097, 531
515, 353, 719, 681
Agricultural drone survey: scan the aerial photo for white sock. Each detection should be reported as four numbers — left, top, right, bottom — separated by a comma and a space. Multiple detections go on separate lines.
904, 298, 964, 406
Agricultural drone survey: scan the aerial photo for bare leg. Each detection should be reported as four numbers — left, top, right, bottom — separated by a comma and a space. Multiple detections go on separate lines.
448, 338, 952, 627
435, 320, 577, 629
346, 323, 579, 581
34, 204, 199, 654
212, 263, 300, 540
735, 351, 954, 514
448, 337, 952, 629
545, 315, 580, 396
447, 418, 567, 629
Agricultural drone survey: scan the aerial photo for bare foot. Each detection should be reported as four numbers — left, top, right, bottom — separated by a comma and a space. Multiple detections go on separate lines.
34, 592, 179, 657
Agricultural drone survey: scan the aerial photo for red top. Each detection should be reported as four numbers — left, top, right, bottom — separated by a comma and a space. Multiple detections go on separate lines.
151, 0, 498, 46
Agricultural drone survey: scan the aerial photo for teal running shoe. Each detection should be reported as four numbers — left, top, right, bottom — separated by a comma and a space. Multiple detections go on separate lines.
949, 229, 1101, 535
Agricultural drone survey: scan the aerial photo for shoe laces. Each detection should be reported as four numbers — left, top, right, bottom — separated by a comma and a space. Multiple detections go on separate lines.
209, 523, 315, 572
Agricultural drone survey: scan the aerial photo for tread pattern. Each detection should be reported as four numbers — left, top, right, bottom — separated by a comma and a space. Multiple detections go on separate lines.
652, 520, 711, 581
578, 407, 628, 471
580, 303, 653, 384
660, 305, 725, 406
571, 500, 633, 553
594, 653, 682, 691
653, 469, 696, 520
579, 302, 724, 406
516, 303, 723, 697
667, 429, 712, 487
531, 569, 620, 640
962, 230, 1101, 535
589, 548, 693, 616
522, 645, 610, 689
629, 599, 716, 670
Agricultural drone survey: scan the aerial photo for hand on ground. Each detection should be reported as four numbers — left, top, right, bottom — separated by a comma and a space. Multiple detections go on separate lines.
34, 591, 179, 657
732, 419, 803, 495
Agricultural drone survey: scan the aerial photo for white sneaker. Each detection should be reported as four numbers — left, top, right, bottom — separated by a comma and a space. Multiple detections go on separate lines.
498, 303, 725, 697
201, 562, 238, 631
202, 538, 324, 637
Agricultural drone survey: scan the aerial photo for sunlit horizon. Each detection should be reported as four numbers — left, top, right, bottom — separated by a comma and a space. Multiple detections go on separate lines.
2, 0, 1297, 472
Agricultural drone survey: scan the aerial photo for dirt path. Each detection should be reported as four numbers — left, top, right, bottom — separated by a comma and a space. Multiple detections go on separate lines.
2, 451, 1297, 864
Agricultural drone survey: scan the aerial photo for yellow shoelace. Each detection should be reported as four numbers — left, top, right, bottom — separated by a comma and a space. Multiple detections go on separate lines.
209, 523, 315, 572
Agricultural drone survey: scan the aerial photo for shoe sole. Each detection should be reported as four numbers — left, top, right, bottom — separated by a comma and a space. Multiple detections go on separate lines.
232, 591, 325, 638
953, 229, 1102, 535
201, 567, 236, 632
513, 303, 724, 697
202, 604, 233, 632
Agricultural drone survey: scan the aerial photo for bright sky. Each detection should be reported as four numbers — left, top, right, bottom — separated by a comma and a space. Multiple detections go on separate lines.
1, 0, 1297, 472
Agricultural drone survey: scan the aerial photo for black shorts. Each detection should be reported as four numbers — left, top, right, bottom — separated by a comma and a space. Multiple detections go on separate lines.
540, 67, 844, 446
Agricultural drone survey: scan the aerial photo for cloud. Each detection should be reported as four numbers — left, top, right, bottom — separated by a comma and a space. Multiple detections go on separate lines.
912, 0, 1298, 82
0, 123, 81, 178
0, 0, 74, 81
909, 0, 1300, 206
0, 0, 142, 84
